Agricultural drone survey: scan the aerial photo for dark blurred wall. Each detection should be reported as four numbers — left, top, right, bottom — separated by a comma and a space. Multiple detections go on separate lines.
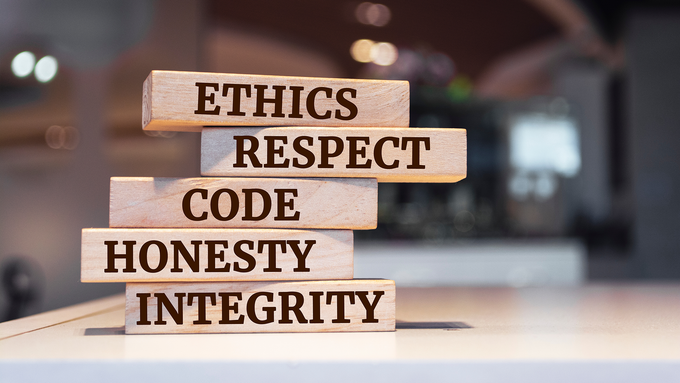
627, 10, 680, 278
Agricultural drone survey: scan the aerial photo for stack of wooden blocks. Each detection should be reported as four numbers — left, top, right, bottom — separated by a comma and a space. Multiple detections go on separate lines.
81, 71, 466, 334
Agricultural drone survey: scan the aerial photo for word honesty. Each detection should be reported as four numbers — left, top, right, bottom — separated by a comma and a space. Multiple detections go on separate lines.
109, 177, 377, 229
142, 71, 409, 132
201, 127, 467, 182
125, 280, 395, 333
81, 228, 353, 282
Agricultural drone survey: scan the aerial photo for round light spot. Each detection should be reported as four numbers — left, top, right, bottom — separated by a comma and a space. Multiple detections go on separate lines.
355, 2, 372, 24
534, 172, 557, 200
34, 56, 58, 83
11, 51, 35, 78
365, 3, 390, 26
45, 125, 79, 150
370, 42, 398, 66
62, 126, 80, 150
45, 125, 65, 149
350, 39, 375, 63
509, 174, 532, 200
355, 2, 391, 27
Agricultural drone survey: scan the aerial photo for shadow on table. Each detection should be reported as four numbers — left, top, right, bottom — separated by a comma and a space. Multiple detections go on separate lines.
396, 321, 472, 330
84, 326, 125, 336
83, 323, 473, 335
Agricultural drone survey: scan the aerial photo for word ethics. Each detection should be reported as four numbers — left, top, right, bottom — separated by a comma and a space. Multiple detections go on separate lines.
142, 71, 409, 131
195, 82, 359, 121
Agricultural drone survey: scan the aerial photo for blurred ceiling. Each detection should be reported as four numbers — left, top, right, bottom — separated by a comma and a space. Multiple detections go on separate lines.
208, 0, 562, 80
0, 0, 613, 148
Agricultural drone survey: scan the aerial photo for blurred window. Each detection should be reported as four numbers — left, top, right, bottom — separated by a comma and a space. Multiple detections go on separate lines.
509, 114, 580, 177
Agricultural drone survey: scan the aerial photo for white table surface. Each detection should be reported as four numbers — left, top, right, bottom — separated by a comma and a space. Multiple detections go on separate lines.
1, 284, 679, 382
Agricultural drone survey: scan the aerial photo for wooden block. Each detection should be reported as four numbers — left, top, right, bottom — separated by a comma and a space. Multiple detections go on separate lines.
81, 228, 353, 282
142, 70, 409, 131
201, 127, 467, 183
109, 177, 377, 229
125, 279, 395, 333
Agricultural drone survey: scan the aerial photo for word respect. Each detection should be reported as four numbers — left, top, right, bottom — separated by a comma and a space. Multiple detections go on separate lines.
232, 135, 431, 170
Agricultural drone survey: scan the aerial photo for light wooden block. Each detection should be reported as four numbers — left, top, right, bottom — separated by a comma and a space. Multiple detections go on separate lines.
143, 70, 409, 132
81, 228, 353, 282
201, 127, 466, 183
125, 279, 395, 333
109, 177, 377, 229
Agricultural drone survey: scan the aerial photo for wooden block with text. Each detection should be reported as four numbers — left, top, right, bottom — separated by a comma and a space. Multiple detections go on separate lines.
143, 70, 409, 132
81, 228, 353, 282
125, 279, 395, 334
202, 127, 466, 183
109, 177, 377, 229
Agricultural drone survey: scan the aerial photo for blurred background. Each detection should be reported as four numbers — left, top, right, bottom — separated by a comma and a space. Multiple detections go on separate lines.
1, 0, 679, 321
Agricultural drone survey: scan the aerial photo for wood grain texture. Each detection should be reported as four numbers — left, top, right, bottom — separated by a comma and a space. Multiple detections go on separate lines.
142, 70, 409, 131
125, 279, 395, 333
81, 228, 353, 282
109, 177, 377, 229
201, 127, 466, 182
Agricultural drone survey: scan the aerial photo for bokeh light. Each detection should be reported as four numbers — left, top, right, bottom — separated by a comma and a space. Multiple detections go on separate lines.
370, 42, 398, 66
534, 172, 557, 200
34, 56, 58, 83
350, 39, 375, 63
355, 2, 391, 27
11, 51, 36, 78
448, 75, 473, 102
45, 125, 79, 150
